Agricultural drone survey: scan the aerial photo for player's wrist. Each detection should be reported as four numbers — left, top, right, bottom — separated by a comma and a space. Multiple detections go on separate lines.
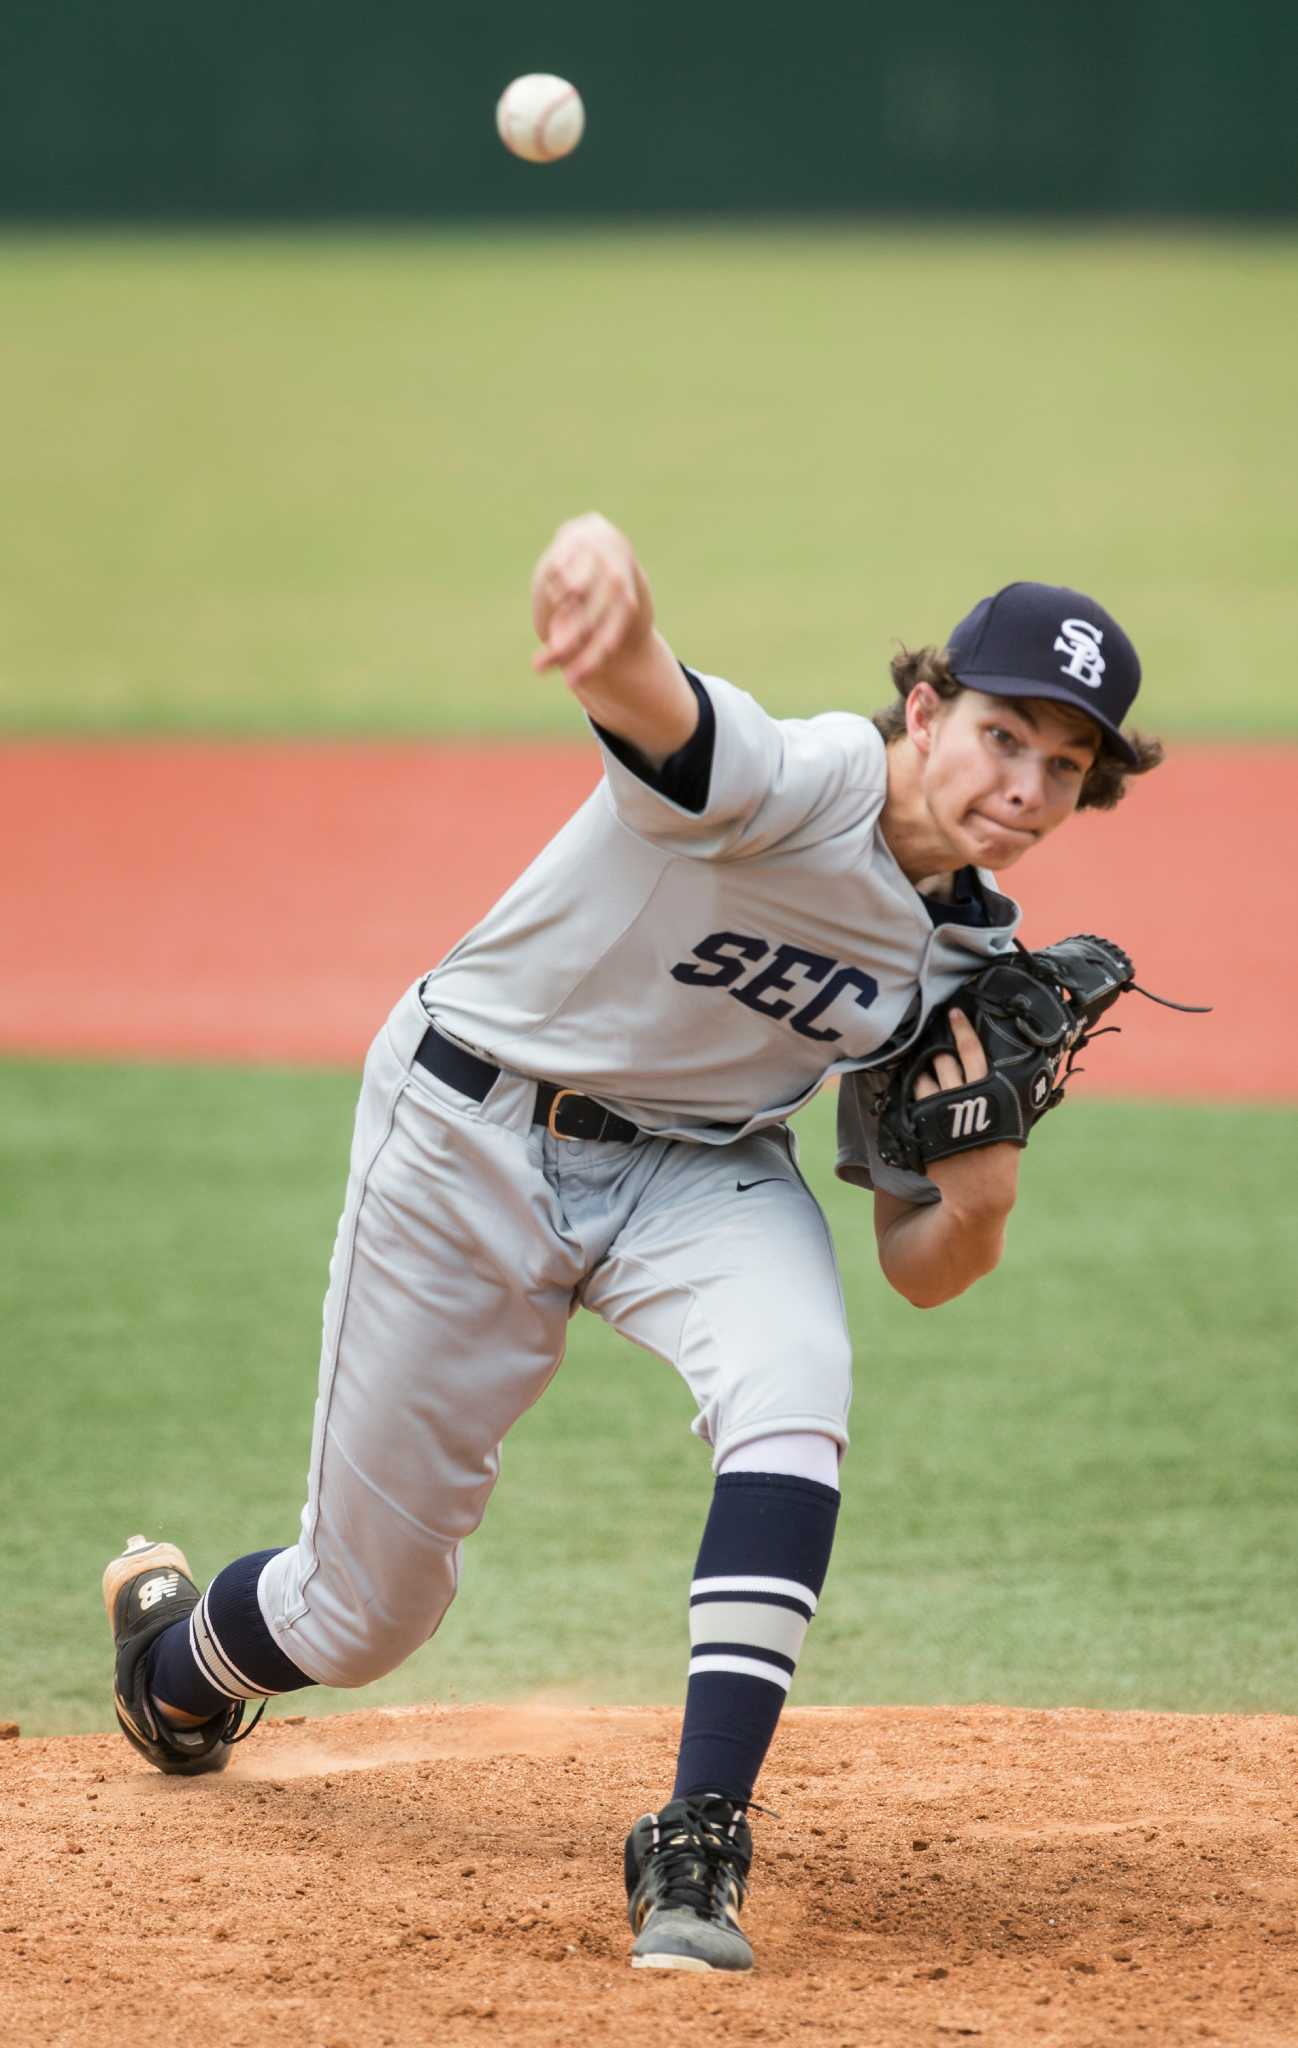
573, 630, 699, 764
927, 1143, 1020, 1226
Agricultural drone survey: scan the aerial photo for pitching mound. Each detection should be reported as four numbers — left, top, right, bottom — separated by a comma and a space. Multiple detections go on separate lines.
3, 1703, 1294, 2046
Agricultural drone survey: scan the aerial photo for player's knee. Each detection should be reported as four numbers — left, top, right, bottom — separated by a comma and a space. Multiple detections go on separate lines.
285, 1574, 458, 1690
306, 1606, 446, 1689
320, 1641, 408, 1690
707, 1337, 853, 1467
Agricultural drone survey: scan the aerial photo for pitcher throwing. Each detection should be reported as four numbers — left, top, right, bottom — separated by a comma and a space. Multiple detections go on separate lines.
103, 514, 1163, 1971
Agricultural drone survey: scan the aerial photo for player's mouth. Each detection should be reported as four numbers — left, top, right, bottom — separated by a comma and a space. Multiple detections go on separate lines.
969, 810, 1037, 845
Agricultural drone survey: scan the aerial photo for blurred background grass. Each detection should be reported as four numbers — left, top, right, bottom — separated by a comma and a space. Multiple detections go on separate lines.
3, 4, 1296, 1742
1, 226, 1294, 740
2, 219, 1294, 1736
4, 1065, 1294, 1735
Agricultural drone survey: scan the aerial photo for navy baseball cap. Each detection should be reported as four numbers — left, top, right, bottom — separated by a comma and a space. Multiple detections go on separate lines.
945, 582, 1141, 765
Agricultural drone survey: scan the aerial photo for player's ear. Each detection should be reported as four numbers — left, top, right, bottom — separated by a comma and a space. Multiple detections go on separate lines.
905, 682, 943, 757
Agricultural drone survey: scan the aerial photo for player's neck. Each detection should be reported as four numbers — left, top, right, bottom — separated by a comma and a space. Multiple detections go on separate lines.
912, 870, 959, 899
878, 743, 961, 891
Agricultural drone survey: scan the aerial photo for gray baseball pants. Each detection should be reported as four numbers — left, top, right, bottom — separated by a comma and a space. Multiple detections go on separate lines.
256, 979, 853, 1689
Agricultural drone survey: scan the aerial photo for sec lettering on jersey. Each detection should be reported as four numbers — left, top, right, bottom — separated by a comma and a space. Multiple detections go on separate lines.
670, 932, 879, 1043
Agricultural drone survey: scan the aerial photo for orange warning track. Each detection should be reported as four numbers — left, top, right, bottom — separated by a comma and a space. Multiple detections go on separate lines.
1, 739, 1292, 1096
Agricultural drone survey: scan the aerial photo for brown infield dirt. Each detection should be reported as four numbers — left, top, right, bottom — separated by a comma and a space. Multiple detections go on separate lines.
3, 1703, 1297, 2048
3, 738, 1297, 2044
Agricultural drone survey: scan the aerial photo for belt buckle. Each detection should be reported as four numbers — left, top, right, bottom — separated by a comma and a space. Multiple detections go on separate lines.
546, 1088, 581, 1140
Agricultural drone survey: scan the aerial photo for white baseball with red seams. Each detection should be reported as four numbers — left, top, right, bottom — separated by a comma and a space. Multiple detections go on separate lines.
495, 74, 585, 163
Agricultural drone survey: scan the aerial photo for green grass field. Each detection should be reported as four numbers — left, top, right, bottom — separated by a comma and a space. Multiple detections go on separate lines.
1, 226, 1295, 737
4, 1060, 1293, 1737
3, 225, 1294, 1740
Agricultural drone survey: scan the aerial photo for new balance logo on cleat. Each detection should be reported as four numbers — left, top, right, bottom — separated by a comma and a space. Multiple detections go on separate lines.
137, 1572, 181, 1610
101, 1534, 255, 1777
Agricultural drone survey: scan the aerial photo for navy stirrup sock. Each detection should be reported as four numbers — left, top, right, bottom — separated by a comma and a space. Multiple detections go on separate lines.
147, 1549, 314, 1720
673, 1471, 840, 1808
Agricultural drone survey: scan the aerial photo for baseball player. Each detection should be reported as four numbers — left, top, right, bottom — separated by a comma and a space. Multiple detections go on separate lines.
102, 515, 1161, 1972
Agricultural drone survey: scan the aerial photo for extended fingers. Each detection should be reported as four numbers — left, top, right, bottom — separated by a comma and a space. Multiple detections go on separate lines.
534, 585, 633, 681
535, 578, 608, 668
911, 1007, 985, 1101
914, 1049, 962, 1100
948, 1006, 988, 1082
532, 542, 600, 642
561, 601, 639, 685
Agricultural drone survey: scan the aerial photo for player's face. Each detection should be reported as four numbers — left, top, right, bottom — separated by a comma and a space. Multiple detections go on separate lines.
918, 688, 1098, 870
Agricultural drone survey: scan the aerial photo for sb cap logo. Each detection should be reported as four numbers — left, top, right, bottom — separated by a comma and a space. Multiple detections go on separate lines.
1054, 617, 1106, 689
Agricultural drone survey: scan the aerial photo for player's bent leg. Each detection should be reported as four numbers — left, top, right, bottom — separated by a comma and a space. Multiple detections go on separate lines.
104, 1515, 456, 1775
105, 993, 581, 1766
256, 1524, 466, 1691
229, 999, 578, 1693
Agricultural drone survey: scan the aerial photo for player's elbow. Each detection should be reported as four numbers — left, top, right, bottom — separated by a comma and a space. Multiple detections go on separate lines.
881, 1217, 1008, 1309
886, 1266, 989, 1311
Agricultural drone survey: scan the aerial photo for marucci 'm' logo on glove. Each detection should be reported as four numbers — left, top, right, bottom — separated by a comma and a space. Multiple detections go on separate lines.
949, 1096, 991, 1139
875, 934, 1209, 1175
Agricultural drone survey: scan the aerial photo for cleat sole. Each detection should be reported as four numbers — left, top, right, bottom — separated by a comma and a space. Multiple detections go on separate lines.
631, 1952, 716, 1972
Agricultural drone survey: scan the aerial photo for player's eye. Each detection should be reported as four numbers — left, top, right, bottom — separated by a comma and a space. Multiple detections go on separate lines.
1051, 756, 1086, 778
986, 725, 1017, 749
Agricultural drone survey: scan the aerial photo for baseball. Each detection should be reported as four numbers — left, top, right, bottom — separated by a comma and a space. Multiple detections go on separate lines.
495, 74, 585, 164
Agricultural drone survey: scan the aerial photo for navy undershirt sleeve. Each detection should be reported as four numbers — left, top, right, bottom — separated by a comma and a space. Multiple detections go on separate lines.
592, 667, 716, 814
924, 866, 993, 928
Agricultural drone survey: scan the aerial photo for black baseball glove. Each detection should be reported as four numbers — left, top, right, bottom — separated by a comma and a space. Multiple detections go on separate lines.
875, 934, 1203, 1175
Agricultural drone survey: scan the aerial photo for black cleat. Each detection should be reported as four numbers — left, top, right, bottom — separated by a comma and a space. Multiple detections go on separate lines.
102, 1535, 247, 1776
625, 1794, 754, 1971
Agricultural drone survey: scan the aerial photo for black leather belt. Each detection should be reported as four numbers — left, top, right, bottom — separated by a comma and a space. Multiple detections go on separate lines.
413, 1026, 641, 1144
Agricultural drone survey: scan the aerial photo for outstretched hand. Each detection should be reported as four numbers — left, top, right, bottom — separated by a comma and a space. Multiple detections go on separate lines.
531, 513, 654, 689
527, 512, 698, 764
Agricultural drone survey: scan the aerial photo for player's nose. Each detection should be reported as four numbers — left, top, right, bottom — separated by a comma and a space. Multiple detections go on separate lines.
1004, 756, 1049, 811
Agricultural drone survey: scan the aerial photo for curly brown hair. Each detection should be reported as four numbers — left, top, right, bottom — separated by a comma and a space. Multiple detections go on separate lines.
871, 645, 1164, 811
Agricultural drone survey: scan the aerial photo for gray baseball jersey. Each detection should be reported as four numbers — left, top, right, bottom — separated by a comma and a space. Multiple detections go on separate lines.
423, 671, 1023, 1142
254, 668, 1025, 1689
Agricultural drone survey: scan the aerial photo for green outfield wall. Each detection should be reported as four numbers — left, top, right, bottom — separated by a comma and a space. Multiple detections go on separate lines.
3, 1, 1295, 221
